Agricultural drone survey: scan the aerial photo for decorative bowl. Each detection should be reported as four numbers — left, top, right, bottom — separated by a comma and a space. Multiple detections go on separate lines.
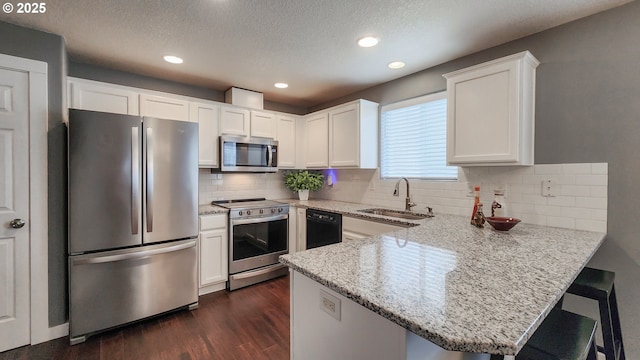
486, 217, 521, 231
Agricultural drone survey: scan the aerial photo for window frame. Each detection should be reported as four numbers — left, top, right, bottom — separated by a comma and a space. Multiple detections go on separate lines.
379, 91, 458, 181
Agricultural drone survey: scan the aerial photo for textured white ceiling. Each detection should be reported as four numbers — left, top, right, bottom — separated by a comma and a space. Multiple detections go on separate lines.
2, 0, 633, 107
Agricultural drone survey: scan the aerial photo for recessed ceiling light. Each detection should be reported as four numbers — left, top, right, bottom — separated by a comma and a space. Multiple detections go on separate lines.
274, 83, 289, 89
163, 55, 183, 64
357, 36, 379, 48
388, 61, 405, 69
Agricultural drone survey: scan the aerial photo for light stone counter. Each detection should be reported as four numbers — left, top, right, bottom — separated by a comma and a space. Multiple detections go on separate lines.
279, 199, 605, 356
198, 204, 228, 215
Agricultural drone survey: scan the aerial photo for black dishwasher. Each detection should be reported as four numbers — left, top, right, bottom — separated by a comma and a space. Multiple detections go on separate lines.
306, 209, 342, 249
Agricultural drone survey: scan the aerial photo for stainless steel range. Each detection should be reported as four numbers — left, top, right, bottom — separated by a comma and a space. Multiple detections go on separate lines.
213, 198, 289, 290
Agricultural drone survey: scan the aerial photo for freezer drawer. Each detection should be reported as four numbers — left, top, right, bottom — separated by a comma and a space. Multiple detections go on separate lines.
69, 239, 198, 343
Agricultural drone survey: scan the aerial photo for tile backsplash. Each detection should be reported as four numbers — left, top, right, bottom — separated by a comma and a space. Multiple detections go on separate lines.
198, 170, 293, 204
314, 163, 608, 233
198, 163, 607, 233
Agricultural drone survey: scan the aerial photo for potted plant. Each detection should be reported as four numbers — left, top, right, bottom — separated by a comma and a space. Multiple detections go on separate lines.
284, 170, 324, 200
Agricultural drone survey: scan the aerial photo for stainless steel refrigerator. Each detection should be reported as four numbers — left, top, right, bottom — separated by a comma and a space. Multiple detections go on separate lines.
67, 109, 199, 344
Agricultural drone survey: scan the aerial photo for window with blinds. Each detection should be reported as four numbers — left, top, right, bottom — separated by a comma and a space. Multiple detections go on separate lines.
380, 92, 458, 180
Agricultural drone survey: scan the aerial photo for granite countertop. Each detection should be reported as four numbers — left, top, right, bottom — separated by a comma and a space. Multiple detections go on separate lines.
279, 199, 605, 356
280, 199, 427, 227
198, 204, 228, 215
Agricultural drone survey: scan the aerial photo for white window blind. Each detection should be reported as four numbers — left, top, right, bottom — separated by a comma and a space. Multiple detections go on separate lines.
381, 92, 457, 180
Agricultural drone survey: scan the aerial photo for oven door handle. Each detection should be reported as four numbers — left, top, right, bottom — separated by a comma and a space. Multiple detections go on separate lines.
231, 214, 288, 226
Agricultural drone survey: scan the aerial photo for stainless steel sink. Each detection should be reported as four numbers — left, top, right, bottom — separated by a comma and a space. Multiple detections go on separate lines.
358, 208, 433, 220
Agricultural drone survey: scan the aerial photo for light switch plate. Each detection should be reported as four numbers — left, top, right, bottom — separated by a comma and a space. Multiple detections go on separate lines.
542, 179, 556, 197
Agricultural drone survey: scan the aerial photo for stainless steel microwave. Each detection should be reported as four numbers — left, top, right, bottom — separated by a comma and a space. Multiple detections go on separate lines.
220, 135, 278, 172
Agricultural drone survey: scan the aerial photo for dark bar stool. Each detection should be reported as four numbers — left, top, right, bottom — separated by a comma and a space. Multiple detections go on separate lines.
562, 267, 626, 360
514, 309, 598, 360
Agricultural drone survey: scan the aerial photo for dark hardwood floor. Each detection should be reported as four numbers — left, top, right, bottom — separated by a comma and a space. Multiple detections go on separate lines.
1, 275, 290, 360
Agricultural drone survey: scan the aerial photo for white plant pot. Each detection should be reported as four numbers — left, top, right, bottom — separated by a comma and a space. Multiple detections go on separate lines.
298, 189, 309, 201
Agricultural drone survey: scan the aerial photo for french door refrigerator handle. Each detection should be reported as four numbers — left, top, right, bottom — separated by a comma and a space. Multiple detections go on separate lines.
71, 240, 196, 265
131, 127, 140, 235
146, 127, 154, 232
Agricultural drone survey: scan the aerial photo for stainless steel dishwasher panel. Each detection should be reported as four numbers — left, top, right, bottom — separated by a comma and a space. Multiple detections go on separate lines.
69, 239, 198, 342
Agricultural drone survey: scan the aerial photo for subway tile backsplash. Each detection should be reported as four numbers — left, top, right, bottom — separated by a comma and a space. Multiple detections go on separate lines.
198, 163, 607, 233
198, 170, 293, 204
313, 163, 608, 233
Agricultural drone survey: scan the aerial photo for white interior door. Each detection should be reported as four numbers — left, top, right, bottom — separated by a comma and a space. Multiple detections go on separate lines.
0, 67, 31, 352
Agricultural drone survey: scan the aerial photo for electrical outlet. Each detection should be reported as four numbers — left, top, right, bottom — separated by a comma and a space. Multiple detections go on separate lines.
323, 297, 335, 312
319, 289, 341, 321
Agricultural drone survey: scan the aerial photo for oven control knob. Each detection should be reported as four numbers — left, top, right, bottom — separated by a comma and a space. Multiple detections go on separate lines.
278, 207, 283, 213
271, 208, 276, 213
260, 209, 264, 214
238, 211, 243, 216
247, 210, 252, 215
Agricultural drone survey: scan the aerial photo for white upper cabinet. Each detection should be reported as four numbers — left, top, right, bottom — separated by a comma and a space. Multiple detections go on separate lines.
301, 99, 379, 169
328, 100, 378, 168
304, 112, 329, 168
69, 78, 139, 115
250, 110, 276, 138
139, 93, 190, 122
190, 101, 220, 168
220, 106, 250, 136
276, 114, 297, 168
444, 51, 539, 166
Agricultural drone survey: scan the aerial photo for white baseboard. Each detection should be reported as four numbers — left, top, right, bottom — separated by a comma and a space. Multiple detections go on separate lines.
198, 282, 226, 296
31, 323, 69, 346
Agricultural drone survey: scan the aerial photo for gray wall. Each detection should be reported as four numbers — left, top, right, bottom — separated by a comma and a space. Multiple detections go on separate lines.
313, 2, 640, 356
69, 61, 308, 115
3, 0, 639, 353
0, 21, 68, 326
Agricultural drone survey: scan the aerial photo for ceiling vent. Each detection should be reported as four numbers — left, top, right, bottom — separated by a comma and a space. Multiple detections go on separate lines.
225, 87, 264, 110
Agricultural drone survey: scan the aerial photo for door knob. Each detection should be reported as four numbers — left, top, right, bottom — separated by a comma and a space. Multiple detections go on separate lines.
10, 219, 26, 229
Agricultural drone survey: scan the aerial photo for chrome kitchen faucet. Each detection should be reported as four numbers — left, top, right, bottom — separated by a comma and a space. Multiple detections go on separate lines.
393, 177, 416, 211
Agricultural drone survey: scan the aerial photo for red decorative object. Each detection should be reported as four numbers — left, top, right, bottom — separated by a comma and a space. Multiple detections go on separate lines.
486, 217, 521, 231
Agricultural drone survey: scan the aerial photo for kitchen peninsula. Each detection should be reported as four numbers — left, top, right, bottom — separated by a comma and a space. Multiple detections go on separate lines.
280, 200, 605, 359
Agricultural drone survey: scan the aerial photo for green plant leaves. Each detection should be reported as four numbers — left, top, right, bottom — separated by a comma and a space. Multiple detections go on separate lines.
284, 170, 324, 191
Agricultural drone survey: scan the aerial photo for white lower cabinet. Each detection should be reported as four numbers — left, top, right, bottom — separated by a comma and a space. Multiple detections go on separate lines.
198, 213, 228, 295
291, 271, 406, 360
296, 207, 307, 251
342, 216, 405, 242
291, 271, 491, 360
287, 206, 307, 253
